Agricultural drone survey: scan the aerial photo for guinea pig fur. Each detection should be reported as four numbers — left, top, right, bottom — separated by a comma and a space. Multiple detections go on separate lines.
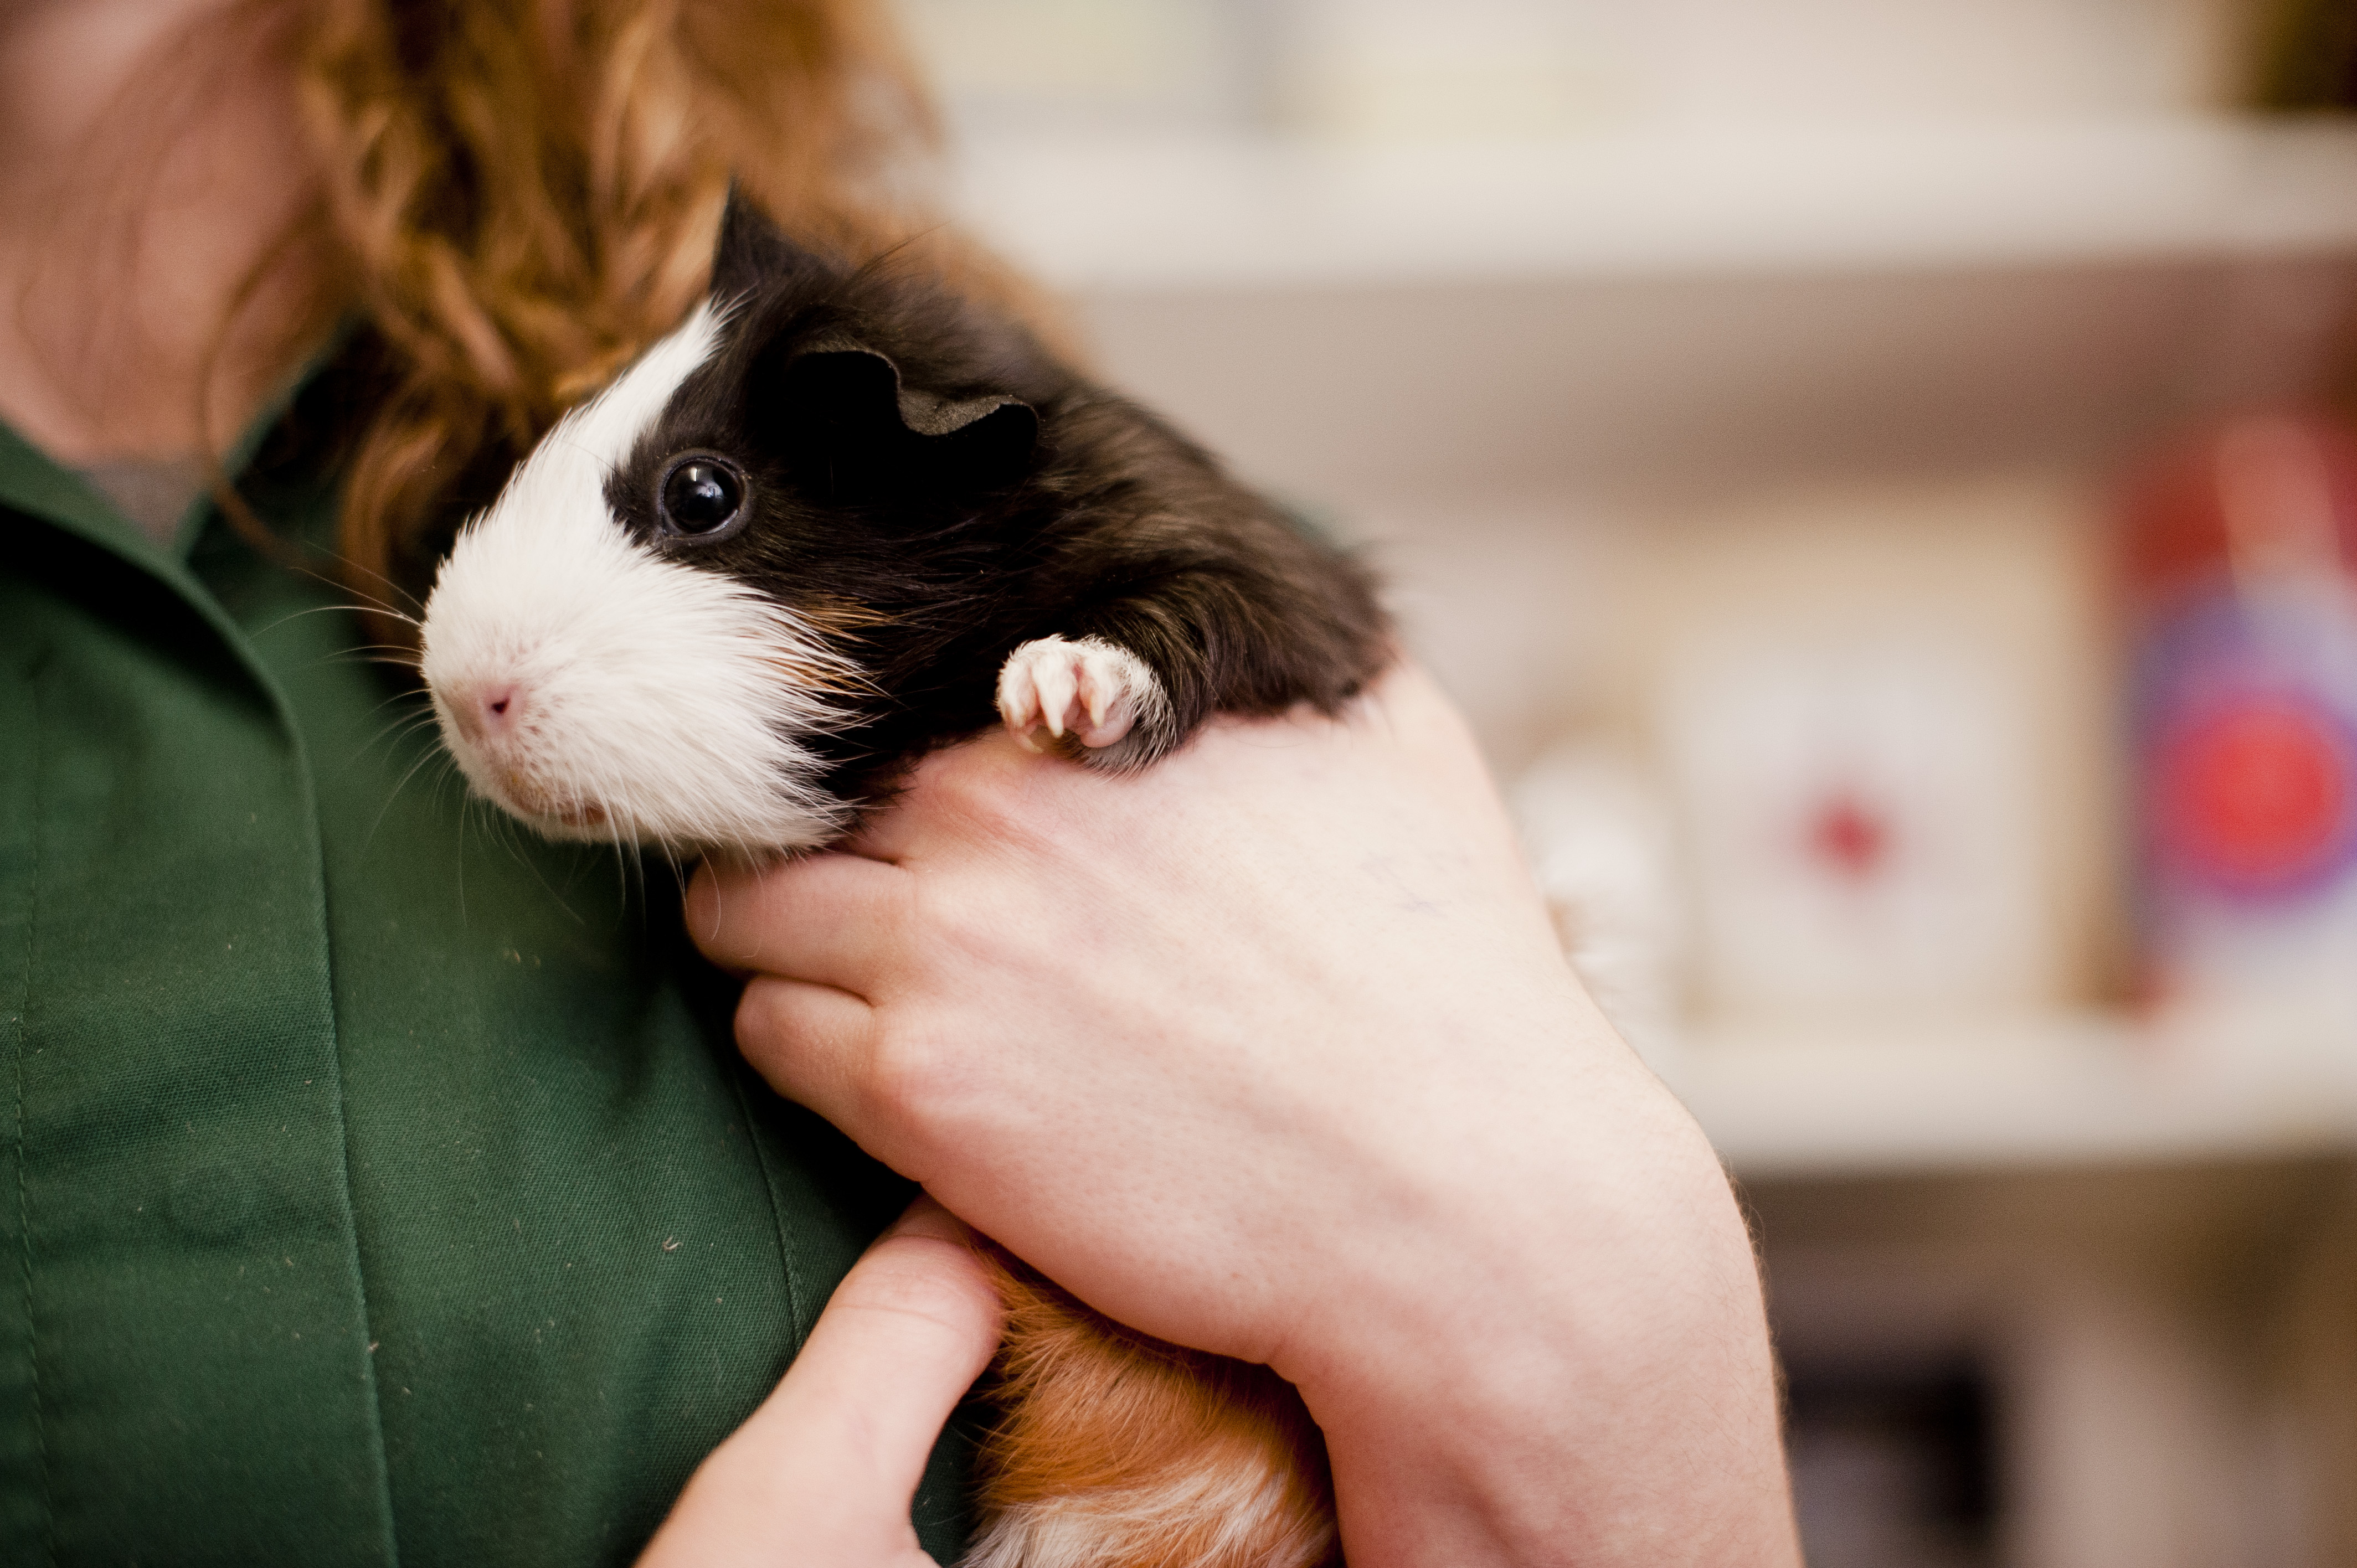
419, 195, 1384, 1568
420, 195, 1387, 862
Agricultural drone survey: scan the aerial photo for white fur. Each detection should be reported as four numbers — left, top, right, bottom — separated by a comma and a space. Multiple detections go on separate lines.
420, 302, 859, 855
997, 636, 1167, 753
959, 1464, 1331, 1568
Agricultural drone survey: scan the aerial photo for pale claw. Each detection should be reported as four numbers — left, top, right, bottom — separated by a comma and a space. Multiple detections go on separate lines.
996, 658, 1047, 751
996, 637, 1164, 754
1033, 656, 1078, 739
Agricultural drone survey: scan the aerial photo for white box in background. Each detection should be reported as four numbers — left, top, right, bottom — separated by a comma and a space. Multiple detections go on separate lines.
1664, 632, 2046, 1019
1638, 479, 2109, 1029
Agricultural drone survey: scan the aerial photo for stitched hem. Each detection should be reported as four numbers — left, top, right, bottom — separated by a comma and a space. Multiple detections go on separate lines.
284, 701, 405, 1568
16, 654, 53, 1568
723, 1060, 810, 1345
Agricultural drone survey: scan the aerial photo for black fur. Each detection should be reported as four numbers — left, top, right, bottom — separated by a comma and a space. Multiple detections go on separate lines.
601, 196, 1391, 799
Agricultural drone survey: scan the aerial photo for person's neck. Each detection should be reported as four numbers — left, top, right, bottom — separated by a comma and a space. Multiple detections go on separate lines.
0, 0, 331, 465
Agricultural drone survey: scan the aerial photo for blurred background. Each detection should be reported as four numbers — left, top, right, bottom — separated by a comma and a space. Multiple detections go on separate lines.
890, 2, 2357, 1564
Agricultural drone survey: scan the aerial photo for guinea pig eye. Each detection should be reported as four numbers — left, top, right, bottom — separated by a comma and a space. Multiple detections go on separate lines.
658, 456, 745, 538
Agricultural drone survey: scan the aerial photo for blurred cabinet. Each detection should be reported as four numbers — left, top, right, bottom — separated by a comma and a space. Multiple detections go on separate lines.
1756, 1158, 2357, 1568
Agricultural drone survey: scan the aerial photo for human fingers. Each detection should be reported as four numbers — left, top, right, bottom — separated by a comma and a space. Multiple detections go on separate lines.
738, 1195, 1003, 1487
634, 1197, 1003, 1568
842, 726, 1054, 865
686, 852, 912, 995
733, 976, 884, 1141
725, 657, 1594, 1359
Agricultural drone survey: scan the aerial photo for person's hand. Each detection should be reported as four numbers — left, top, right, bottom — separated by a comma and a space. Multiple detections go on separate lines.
687, 663, 1797, 1567
635, 1198, 1000, 1568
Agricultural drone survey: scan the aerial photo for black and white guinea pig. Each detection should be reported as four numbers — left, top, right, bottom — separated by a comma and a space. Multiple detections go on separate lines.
419, 194, 1391, 857
419, 194, 1386, 1568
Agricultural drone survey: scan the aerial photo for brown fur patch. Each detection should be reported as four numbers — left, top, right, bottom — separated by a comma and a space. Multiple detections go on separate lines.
965, 1249, 1341, 1568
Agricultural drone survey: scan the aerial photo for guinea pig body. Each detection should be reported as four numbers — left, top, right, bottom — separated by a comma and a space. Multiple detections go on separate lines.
420, 196, 1386, 1568
422, 197, 1387, 860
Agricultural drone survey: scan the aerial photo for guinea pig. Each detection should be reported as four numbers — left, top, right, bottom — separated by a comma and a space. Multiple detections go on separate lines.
418, 193, 1387, 1568
420, 194, 1386, 861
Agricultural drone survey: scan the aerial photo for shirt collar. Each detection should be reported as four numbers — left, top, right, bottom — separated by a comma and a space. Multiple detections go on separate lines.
0, 319, 357, 569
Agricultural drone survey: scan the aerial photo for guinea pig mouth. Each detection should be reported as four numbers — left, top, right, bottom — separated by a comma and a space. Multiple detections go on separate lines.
497, 767, 609, 831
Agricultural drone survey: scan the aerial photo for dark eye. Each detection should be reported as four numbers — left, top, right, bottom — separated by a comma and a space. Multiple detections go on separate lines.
658, 457, 745, 537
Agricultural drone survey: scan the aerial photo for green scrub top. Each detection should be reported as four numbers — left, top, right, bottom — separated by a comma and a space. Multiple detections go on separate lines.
0, 366, 971, 1565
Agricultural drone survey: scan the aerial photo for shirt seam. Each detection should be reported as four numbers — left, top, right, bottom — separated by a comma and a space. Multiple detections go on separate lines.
15, 652, 54, 1568
723, 1064, 810, 1344
286, 724, 405, 1568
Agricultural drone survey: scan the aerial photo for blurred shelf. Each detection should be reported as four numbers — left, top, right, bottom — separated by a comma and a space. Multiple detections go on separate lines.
953, 118, 2357, 508
951, 117, 2357, 294
1668, 1011, 2357, 1180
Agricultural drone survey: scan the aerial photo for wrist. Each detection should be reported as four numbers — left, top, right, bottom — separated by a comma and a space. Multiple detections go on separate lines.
1276, 1040, 1798, 1567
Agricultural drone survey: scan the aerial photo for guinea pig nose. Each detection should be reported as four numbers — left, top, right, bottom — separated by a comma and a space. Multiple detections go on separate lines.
446, 682, 522, 745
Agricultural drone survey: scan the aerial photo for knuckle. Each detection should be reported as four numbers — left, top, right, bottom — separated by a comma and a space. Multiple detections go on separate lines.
938, 793, 1036, 864
920, 882, 1032, 975
860, 1019, 953, 1126
732, 974, 784, 1045
731, 976, 802, 1066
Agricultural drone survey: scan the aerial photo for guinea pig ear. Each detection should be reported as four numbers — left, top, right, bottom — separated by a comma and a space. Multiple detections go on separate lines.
710, 184, 831, 304
765, 336, 1039, 501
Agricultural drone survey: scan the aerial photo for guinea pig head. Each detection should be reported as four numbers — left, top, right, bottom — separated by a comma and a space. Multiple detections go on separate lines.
419, 208, 1043, 856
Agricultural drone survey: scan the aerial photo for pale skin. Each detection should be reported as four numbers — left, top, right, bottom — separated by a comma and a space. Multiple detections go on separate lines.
677, 669, 1797, 1567
3, 3, 1799, 1562
0, 0, 324, 463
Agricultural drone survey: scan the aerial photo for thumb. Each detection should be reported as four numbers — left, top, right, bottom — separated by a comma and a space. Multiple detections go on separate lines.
638, 1196, 1005, 1567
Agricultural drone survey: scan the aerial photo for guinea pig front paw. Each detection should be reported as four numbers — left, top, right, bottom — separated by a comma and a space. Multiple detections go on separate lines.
997, 636, 1164, 754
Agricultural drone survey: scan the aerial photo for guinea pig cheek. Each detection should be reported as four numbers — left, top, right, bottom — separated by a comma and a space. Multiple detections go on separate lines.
423, 550, 855, 853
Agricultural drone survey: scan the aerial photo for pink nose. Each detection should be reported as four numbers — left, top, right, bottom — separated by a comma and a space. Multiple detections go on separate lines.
447, 683, 521, 746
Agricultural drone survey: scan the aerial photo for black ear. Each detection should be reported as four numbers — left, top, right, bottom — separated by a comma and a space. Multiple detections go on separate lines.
765, 337, 1039, 502
711, 184, 830, 303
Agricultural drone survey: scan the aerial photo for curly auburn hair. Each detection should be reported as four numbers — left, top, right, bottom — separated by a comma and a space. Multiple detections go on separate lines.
202, 0, 1044, 652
